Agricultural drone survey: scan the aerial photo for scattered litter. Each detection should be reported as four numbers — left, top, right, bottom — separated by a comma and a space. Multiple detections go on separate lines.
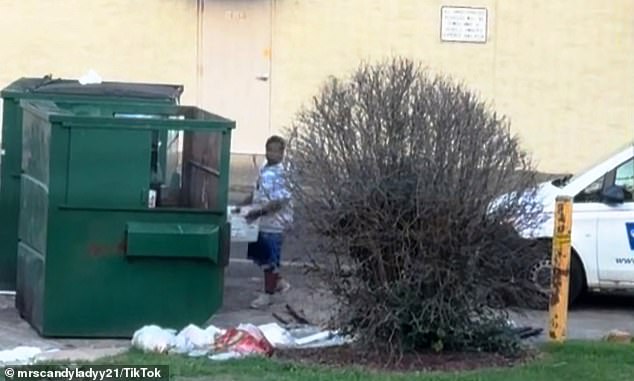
287, 326, 352, 349
286, 325, 323, 338
604, 329, 632, 343
209, 351, 247, 361
0, 346, 43, 365
258, 323, 295, 348
129, 321, 353, 361
297, 334, 351, 349
294, 330, 334, 346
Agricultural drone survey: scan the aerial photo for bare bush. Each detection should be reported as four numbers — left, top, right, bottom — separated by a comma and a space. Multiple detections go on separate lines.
284, 58, 546, 357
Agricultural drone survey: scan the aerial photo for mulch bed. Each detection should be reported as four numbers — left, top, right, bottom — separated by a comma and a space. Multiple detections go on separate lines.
273, 344, 537, 373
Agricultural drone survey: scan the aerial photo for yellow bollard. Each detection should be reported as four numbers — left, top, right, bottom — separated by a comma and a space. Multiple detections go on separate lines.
548, 195, 573, 342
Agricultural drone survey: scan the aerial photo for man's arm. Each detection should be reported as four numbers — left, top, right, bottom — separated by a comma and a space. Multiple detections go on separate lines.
244, 197, 290, 222
259, 198, 288, 214
244, 171, 291, 221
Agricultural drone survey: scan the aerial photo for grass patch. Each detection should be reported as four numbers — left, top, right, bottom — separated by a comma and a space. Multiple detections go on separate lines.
62, 340, 634, 381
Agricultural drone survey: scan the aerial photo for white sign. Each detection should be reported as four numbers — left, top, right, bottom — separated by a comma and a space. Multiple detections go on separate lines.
441, 6, 488, 43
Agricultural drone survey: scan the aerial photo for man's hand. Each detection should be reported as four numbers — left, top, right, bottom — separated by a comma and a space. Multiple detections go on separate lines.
245, 208, 265, 224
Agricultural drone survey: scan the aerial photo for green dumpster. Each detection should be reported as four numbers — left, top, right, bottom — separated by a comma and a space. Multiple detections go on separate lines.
0, 76, 183, 291
16, 99, 234, 337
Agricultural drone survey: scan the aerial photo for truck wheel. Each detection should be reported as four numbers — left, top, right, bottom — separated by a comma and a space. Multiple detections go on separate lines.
568, 254, 585, 306
528, 248, 585, 308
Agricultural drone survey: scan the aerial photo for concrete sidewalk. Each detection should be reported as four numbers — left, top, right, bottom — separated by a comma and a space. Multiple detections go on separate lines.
0, 295, 127, 362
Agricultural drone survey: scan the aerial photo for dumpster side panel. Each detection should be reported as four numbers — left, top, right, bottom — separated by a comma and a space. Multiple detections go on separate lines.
15, 110, 52, 331
19, 112, 50, 251
16, 242, 45, 332
0, 98, 22, 290
18, 176, 48, 258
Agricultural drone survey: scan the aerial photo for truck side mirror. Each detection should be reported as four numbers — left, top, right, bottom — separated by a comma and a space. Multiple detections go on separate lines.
602, 185, 625, 204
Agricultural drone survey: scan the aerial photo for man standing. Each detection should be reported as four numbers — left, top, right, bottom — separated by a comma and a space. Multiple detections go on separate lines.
238, 135, 293, 309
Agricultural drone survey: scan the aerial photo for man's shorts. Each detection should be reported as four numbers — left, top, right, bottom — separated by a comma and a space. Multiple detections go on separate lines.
247, 232, 283, 271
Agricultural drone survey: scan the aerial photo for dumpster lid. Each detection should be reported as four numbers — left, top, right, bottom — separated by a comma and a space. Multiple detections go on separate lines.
1, 76, 184, 101
20, 99, 236, 129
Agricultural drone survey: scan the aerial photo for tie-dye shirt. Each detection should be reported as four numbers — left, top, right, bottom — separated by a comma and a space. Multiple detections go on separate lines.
253, 162, 293, 233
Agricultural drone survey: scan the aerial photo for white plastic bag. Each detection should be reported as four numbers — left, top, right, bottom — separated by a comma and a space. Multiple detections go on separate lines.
171, 336, 192, 354
131, 325, 176, 353
205, 324, 226, 338
170, 324, 226, 355
178, 324, 222, 348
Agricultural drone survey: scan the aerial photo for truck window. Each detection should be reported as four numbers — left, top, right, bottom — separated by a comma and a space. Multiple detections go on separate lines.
614, 158, 634, 201
574, 176, 604, 203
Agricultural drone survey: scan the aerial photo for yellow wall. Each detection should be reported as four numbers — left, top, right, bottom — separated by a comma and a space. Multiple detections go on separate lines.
0, 0, 200, 108
271, 0, 634, 174
0, 0, 632, 175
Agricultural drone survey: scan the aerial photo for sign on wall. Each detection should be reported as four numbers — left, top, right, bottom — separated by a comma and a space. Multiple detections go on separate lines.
440, 6, 488, 43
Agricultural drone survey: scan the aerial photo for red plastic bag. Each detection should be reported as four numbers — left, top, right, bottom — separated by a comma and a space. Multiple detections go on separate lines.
213, 324, 274, 357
